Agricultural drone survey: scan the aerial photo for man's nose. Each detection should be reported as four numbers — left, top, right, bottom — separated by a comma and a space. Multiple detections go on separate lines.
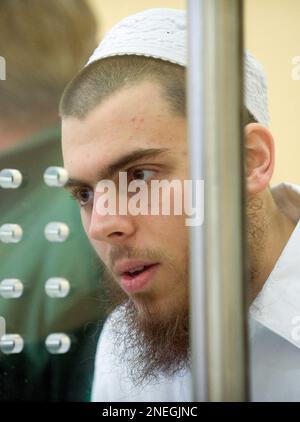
88, 195, 136, 244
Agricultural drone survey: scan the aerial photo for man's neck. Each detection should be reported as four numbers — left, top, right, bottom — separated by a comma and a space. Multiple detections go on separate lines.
250, 190, 297, 301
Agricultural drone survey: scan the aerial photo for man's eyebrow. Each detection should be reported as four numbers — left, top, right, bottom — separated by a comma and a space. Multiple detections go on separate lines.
97, 147, 170, 181
64, 178, 88, 190
64, 147, 170, 189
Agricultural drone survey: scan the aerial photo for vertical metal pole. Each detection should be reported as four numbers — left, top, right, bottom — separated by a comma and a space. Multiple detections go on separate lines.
187, 0, 248, 401
187, 0, 207, 402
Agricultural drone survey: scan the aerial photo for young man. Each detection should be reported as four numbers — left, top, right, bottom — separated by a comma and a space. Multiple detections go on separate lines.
60, 9, 300, 401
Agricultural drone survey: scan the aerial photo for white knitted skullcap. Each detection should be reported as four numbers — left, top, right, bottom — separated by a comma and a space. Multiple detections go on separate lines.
87, 8, 269, 127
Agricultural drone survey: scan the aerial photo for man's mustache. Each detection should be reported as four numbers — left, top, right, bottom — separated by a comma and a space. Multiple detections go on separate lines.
108, 245, 164, 273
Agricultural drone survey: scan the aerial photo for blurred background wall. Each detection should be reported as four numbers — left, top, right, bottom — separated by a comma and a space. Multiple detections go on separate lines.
88, 0, 300, 186
245, 0, 300, 186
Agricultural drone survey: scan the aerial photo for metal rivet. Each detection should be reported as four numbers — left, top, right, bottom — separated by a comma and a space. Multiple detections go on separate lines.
0, 334, 24, 354
45, 333, 71, 354
44, 222, 69, 242
45, 278, 70, 298
43, 167, 68, 187
0, 224, 23, 243
0, 169, 23, 188
0, 279, 24, 298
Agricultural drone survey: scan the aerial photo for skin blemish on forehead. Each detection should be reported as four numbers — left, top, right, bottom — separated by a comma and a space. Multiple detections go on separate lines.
130, 115, 145, 131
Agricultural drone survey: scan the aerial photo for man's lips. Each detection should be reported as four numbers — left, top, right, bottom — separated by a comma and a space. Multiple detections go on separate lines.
114, 260, 160, 293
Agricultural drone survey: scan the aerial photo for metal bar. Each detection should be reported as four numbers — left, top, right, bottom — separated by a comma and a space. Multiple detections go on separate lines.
187, 0, 248, 401
187, 0, 207, 402
204, 0, 248, 401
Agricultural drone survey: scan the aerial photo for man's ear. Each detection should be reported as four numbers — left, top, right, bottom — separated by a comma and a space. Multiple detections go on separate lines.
244, 123, 275, 194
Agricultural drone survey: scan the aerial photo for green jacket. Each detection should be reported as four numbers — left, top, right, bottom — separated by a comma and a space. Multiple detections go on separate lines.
0, 124, 105, 401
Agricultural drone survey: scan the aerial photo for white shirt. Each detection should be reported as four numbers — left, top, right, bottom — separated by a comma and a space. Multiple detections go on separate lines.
92, 182, 300, 402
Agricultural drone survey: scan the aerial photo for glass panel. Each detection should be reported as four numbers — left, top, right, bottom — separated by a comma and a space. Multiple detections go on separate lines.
0, 0, 105, 401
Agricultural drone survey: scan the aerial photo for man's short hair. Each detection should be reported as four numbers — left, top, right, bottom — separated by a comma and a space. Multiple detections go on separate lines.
60, 54, 257, 127
60, 55, 186, 119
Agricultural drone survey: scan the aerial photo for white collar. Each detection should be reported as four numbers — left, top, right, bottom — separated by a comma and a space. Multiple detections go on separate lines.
250, 182, 300, 348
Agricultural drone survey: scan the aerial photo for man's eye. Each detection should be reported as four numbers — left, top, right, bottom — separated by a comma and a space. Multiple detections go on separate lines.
131, 169, 155, 182
70, 187, 93, 206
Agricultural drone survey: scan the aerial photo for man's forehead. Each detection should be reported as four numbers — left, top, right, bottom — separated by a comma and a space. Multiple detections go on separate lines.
62, 81, 171, 145
61, 110, 168, 166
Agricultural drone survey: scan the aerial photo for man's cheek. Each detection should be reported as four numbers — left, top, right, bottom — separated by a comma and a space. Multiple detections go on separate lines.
80, 209, 91, 236
89, 237, 108, 264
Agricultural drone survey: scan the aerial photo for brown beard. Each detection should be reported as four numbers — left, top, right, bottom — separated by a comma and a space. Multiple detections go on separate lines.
246, 193, 269, 300
100, 258, 190, 387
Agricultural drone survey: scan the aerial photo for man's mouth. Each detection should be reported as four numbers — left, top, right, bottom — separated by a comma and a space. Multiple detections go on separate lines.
115, 260, 160, 293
